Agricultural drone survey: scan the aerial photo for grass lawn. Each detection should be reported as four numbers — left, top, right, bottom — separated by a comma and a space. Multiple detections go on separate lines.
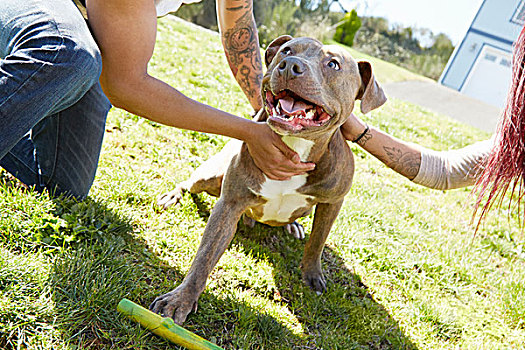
1, 16, 524, 349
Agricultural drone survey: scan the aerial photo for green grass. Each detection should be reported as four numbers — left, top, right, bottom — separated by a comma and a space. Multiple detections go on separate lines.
1, 16, 524, 349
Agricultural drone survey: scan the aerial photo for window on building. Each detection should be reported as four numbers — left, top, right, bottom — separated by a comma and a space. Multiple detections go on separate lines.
484, 53, 497, 62
512, 0, 525, 25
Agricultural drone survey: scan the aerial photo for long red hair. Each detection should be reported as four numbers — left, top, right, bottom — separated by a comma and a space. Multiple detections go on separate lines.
473, 25, 525, 228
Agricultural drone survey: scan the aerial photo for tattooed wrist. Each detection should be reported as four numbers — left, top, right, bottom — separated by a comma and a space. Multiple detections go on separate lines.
352, 125, 370, 145
356, 127, 372, 146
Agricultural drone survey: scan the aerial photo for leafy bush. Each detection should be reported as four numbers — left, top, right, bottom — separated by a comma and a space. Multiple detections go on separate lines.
257, 1, 301, 47
333, 10, 361, 47
408, 54, 449, 81
257, 0, 337, 47
354, 23, 454, 80
353, 21, 455, 80
294, 15, 335, 43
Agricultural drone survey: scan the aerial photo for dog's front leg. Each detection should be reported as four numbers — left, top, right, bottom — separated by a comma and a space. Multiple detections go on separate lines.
300, 200, 344, 294
150, 196, 246, 324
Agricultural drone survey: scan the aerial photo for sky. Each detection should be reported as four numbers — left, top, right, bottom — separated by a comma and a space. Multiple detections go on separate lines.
337, 0, 484, 45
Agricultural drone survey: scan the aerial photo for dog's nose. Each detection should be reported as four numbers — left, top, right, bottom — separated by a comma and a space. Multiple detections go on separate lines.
278, 57, 306, 79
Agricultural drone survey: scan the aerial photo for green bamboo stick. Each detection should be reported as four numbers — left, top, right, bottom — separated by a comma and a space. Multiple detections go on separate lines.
117, 298, 224, 350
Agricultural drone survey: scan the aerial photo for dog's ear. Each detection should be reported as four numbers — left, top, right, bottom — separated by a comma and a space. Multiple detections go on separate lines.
356, 61, 387, 114
265, 35, 294, 67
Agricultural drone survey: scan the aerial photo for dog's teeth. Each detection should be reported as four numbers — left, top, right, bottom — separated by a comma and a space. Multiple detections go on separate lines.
306, 110, 315, 119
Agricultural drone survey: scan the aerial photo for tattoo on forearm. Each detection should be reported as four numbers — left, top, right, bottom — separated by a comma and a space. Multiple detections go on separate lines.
222, 1, 263, 107
383, 146, 421, 180
356, 129, 372, 146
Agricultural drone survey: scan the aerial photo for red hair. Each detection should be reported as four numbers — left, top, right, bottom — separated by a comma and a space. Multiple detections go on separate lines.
473, 25, 525, 228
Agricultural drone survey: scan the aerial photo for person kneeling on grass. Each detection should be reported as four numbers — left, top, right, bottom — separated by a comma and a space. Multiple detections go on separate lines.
340, 24, 525, 227
0, 0, 313, 200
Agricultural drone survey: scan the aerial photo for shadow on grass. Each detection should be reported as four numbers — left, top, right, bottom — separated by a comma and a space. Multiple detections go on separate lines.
38, 197, 294, 349
40, 195, 417, 349
233, 221, 418, 350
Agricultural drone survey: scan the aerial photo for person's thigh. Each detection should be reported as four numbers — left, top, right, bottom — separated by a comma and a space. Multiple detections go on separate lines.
0, 0, 111, 199
35, 82, 110, 199
1, 82, 110, 199
0, 0, 103, 157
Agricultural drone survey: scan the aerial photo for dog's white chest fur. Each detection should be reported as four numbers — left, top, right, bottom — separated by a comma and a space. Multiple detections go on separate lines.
255, 136, 315, 223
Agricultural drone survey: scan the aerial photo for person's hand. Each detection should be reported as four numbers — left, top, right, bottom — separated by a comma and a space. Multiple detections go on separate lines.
245, 123, 315, 180
340, 113, 368, 142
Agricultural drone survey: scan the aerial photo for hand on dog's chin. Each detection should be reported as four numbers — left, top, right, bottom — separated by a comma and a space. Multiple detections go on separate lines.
245, 122, 315, 180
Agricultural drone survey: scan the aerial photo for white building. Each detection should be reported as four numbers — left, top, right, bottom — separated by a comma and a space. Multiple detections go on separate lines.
439, 0, 524, 108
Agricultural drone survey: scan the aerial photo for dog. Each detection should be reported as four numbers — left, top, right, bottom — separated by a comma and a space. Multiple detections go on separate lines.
151, 35, 386, 324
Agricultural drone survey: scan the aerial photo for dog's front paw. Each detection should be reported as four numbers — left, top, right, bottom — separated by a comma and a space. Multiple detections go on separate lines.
301, 267, 326, 295
285, 221, 305, 240
149, 286, 198, 324
157, 186, 184, 210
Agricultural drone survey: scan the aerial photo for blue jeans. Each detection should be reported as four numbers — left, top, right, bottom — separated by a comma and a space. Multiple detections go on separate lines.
0, 0, 111, 199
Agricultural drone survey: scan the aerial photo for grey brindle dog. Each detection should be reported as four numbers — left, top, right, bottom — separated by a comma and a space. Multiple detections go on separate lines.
151, 35, 386, 324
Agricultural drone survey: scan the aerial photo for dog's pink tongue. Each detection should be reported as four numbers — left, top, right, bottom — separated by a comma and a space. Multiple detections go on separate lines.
279, 97, 311, 114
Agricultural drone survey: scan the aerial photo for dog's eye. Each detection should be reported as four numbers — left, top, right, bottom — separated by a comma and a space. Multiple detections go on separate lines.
281, 47, 292, 55
327, 59, 340, 70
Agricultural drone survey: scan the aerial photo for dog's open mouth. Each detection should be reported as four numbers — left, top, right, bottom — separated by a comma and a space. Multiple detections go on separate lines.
265, 90, 331, 131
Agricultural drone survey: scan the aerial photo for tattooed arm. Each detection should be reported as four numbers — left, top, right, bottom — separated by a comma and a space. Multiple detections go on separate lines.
341, 114, 422, 180
217, 0, 263, 111
341, 114, 490, 189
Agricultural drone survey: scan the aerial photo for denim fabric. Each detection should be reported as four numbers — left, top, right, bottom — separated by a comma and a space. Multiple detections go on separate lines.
0, 0, 111, 199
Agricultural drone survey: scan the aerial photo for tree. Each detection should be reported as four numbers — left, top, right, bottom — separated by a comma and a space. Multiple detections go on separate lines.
431, 33, 454, 59
297, 0, 331, 15
256, 0, 300, 47
362, 16, 389, 34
